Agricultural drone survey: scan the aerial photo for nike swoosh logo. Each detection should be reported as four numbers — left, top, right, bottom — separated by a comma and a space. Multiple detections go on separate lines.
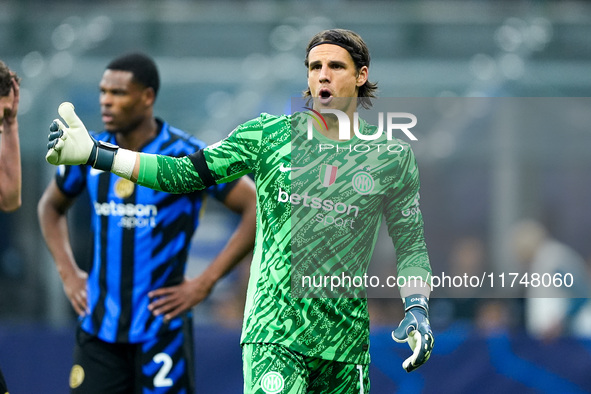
279, 164, 304, 172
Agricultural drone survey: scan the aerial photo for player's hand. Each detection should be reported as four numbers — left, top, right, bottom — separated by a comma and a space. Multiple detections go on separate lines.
148, 276, 213, 321
1, 75, 19, 131
62, 267, 89, 317
46, 102, 95, 166
392, 295, 434, 372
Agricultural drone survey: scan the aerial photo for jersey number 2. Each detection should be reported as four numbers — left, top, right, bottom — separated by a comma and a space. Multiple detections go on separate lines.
153, 352, 174, 388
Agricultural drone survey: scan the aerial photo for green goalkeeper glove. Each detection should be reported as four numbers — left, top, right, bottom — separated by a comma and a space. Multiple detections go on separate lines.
392, 295, 434, 372
46, 102, 118, 171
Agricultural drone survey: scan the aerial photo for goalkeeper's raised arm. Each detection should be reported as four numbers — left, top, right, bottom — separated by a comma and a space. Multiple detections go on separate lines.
46, 102, 238, 193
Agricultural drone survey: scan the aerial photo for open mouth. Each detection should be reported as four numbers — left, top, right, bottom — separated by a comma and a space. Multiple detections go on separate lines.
319, 89, 332, 104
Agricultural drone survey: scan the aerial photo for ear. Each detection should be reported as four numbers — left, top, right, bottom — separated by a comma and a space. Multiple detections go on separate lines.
356, 66, 368, 87
143, 87, 156, 107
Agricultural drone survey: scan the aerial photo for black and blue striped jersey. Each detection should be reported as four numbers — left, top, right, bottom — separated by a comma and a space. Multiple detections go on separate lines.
55, 119, 236, 343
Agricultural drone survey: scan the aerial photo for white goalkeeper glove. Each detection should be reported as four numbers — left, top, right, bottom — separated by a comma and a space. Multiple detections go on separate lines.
46, 102, 119, 170
392, 295, 434, 372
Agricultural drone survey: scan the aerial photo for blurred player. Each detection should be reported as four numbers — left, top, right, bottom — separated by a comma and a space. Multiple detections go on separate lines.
38, 53, 256, 393
512, 219, 591, 340
45, 30, 434, 393
0, 59, 21, 394
0, 60, 21, 213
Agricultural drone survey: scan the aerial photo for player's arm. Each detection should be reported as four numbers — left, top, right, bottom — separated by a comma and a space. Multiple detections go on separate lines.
46, 102, 253, 194
384, 144, 434, 372
0, 76, 21, 211
148, 176, 257, 319
46, 102, 204, 193
37, 179, 88, 316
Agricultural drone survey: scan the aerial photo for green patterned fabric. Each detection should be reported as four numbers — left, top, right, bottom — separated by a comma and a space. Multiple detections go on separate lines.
242, 343, 369, 394
137, 112, 431, 364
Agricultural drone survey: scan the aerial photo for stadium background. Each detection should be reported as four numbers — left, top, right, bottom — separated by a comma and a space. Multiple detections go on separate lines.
1, 0, 591, 392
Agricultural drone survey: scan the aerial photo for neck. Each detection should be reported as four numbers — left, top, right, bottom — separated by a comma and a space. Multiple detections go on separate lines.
313, 97, 358, 141
116, 117, 158, 151
316, 108, 358, 141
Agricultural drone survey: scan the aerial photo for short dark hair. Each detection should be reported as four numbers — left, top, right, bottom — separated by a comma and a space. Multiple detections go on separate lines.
0, 60, 19, 97
106, 52, 160, 97
303, 29, 378, 109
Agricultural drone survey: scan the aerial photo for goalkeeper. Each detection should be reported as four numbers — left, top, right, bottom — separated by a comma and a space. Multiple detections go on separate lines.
46, 29, 434, 393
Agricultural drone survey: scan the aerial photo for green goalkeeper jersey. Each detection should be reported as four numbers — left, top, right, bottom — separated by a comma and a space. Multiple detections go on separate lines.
137, 111, 431, 364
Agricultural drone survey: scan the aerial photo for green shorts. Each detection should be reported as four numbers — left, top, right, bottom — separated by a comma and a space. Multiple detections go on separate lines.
242, 343, 369, 394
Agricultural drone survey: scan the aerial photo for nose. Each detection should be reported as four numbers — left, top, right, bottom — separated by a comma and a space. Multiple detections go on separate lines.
318, 65, 331, 83
99, 91, 112, 106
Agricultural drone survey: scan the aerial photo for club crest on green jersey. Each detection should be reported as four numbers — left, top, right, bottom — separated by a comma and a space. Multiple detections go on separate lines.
352, 171, 375, 195
260, 371, 284, 394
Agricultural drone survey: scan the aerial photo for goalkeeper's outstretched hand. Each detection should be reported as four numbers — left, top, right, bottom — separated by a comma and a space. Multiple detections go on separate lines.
46, 102, 95, 166
46, 102, 120, 171
392, 295, 434, 372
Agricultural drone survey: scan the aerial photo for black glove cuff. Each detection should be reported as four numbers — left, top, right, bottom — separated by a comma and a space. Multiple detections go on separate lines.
88, 141, 119, 171
403, 294, 429, 313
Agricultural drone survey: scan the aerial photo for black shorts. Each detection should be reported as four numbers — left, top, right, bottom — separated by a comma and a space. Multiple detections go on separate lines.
70, 315, 195, 394
0, 367, 8, 394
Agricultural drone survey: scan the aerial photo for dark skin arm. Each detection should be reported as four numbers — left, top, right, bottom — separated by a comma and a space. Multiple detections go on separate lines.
37, 179, 89, 316
148, 176, 256, 320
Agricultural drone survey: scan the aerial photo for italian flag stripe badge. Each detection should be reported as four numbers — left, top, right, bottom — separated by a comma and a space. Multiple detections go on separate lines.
319, 164, 338, 187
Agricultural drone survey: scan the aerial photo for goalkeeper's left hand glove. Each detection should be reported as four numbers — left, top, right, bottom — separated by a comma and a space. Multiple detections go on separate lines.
392, 295, 434, 372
